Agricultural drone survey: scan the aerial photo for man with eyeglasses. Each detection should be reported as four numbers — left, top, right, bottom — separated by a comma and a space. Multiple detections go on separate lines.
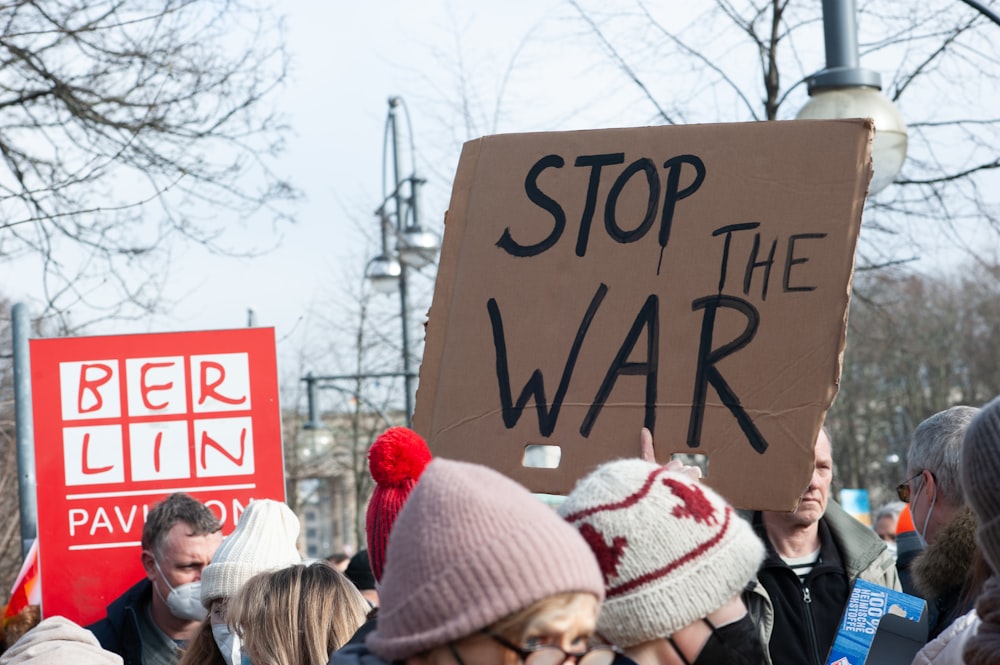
742, 427, 900, 665
898, 405, 980, 642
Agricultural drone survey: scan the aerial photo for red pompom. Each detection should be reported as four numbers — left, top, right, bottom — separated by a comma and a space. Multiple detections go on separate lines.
367, 427, 432, 486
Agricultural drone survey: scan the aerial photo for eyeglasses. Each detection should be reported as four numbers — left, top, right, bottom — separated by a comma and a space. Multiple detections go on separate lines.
896, 472, 923, 503
482, 632, 619, 665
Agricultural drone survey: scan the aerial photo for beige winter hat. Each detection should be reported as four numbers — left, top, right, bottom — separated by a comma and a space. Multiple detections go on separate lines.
200, 498, 301, 607
0, 616, 121, 665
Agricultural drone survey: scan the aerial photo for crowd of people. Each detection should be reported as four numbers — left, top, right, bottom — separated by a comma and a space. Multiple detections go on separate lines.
3, 398, 1000, 665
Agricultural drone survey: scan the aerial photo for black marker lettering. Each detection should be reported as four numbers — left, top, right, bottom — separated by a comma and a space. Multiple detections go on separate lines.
658, 155, 706, 273
580, 294, 659, 436
744, 234, 777, 301
604, 158, 659, 245
574, 153, 625, 257
497, 154, 566, 257
688, 294, 768, 453
712, 223, 760, 293
488, 283, 609, 436
783, 233, 827, 292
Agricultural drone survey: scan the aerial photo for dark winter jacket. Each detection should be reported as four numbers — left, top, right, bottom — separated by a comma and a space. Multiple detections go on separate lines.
742, 500, 901, 665
86, 578, 150, 665
330, 638, 390, 665
896, 529, 924, 596
912, 507, 978, 640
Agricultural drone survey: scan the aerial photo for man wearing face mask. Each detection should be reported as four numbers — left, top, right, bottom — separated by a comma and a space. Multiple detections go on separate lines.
89, 493, 222, 665
899, 405, 981, 641
742, 427, 900, 665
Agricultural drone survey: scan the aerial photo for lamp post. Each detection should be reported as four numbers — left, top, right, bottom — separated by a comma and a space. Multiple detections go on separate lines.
795, 0, 908, 194
796, 1, 1000, 194
364, 96, 438, 427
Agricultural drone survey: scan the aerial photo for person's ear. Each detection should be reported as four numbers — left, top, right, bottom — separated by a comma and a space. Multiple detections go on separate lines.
141, 549, 157, 581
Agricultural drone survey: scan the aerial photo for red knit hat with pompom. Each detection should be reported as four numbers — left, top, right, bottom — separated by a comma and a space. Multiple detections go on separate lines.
366, 427, 432, 582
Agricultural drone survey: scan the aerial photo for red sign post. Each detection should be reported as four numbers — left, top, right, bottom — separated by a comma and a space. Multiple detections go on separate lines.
29, 328, 286, 625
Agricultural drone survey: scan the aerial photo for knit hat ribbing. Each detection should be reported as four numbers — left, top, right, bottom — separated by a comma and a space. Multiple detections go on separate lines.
366, 458, 604, 661
558, 459, 765, 646
200, 499, 301, 607
365, 427, 432, 583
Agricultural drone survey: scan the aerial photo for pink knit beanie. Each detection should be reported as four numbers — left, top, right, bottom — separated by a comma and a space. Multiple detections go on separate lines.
366, 458, 605, 661
559, 459, 765, 646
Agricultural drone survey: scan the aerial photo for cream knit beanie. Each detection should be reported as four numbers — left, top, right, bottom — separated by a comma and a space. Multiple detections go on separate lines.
559, 458, 765, 647
366, 458, 605, 662
200, 499, 301, 607
0, 616, 121, 665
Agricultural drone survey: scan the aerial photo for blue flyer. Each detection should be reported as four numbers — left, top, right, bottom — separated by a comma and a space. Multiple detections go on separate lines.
826, 579, 926, 665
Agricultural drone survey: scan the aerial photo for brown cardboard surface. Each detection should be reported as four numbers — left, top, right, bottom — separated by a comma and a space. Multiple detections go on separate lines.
414, 119, 872, 510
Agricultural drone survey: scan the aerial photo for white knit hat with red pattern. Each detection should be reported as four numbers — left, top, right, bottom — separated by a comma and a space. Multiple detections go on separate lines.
558, 458, 765, 646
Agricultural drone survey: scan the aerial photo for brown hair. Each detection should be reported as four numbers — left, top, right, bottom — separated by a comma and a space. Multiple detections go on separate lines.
229, 563, 368, 665
142, 492, 221, 557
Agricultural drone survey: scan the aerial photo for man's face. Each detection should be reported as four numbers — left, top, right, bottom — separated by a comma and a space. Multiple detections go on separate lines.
143, 521, 222, 605
875, 515, 897, 543
790, 429, 833, 527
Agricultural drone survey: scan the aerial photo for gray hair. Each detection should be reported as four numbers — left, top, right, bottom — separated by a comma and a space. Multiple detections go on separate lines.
907, 405, 980, 505
875, 501, 905, 523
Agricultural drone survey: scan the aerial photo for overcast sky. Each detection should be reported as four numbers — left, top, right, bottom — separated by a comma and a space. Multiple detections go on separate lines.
117, 0, 586, 377
4, 1, 986, 392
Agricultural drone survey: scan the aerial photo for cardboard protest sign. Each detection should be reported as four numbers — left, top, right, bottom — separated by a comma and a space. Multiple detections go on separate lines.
414, 119, 872, 510
29, 328, 285, 624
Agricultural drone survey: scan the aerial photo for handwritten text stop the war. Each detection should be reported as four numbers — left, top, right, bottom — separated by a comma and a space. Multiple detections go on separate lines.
489, 151, 828, 454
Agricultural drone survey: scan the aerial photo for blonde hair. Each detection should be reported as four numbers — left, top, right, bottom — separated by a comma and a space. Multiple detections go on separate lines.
229, 562, 368, 665
489, 592, 598, 642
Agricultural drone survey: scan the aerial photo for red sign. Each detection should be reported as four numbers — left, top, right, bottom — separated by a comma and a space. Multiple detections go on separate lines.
29, 328, 285, 625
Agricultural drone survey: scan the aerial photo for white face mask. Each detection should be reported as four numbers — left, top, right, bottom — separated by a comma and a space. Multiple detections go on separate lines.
153, 559, 208, 622
212, 624, 242, 665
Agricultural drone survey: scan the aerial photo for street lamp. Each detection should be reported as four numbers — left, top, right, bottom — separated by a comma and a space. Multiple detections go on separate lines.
363, 96, 439, 425
797, 1, 1000, 189
795, 0, 907, 194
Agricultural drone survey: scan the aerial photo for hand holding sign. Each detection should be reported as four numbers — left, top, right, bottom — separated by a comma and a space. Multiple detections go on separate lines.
639, 427, 702, 480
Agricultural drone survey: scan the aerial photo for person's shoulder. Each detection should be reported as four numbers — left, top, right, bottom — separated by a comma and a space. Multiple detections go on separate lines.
914, 609, 980, 665
86, 578, 151, 643
823, 501, 882, 546
329, 641, 392, 665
